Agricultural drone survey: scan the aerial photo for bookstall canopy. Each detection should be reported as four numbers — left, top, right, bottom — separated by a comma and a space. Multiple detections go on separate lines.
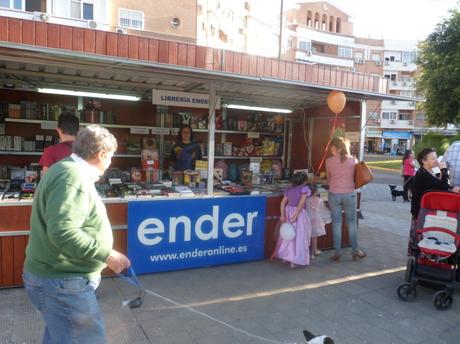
0, 42, 410, 111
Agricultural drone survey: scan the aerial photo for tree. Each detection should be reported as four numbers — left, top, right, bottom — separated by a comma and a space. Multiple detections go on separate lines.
417, 10, 460, 126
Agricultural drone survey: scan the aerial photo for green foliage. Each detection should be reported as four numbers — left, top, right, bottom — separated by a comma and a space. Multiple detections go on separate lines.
417, 10, 460, 126
413, 132, 459, 155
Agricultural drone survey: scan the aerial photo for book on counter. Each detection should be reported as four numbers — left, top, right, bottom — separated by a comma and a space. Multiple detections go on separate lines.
174, 185, 194, 197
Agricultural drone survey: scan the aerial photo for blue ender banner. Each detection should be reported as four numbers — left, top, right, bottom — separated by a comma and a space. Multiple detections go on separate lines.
127, 196, 266, 274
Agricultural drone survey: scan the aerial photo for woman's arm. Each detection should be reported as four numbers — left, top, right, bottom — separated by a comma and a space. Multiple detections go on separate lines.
291, 193, 307, 223
280, 196, 288, 222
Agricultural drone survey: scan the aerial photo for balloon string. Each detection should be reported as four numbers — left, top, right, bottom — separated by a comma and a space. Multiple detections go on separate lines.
315, 112, 339, 176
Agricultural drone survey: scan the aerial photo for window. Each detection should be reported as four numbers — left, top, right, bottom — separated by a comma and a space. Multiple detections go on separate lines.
0, 0, 23, 9
338, 46, 353, 59
69, 0, 93, 20
399, 112, 411, 120
299, 40, 311, 52
382, 111, 397, 120
371, 53, 380, 62
25, 0, 40, 11
83, 2, 93, 20
402, 51, 416, 63
385, 73, 397, 81
400, 90, 414, 97
312, 43, 324, 53
336, 17, 341, 33
119, 8, 144, 30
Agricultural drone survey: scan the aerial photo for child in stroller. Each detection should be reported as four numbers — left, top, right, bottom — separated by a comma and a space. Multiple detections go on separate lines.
398, 191, 460, 310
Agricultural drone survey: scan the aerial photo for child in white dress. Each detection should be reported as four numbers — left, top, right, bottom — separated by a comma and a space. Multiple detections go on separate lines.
305, 184, 330, 257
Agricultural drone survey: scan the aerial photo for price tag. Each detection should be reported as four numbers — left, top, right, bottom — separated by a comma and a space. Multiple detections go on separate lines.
151, 127, 170, 135
41, 121, 57, 130
250, 157, 262, 163
130, 127, 149, 135
247, 132, 260, 139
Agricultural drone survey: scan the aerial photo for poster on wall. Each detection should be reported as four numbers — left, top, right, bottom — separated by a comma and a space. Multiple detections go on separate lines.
127, 196, 266, 274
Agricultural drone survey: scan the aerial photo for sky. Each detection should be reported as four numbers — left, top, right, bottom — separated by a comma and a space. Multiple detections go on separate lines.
285, 0, 459, 41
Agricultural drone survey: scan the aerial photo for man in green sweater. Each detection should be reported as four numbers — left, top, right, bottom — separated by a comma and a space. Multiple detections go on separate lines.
23, 125, 130, 344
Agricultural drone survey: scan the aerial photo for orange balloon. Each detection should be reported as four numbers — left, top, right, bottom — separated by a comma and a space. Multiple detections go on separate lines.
327, 91, 346, 114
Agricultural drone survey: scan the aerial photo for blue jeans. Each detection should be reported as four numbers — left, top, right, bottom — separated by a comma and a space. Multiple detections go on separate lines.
328, 192, 358, 253
23, 271, 106, 344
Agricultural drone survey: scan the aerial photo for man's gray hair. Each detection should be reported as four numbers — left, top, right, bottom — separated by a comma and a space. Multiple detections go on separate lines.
73, 125, 118, 160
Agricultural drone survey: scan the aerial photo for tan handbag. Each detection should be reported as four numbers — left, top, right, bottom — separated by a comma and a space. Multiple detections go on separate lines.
355, 161, 374, 188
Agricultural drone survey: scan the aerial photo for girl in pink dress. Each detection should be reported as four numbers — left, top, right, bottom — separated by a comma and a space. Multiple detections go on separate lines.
273, 172, 312, 268
305, 184, 329, 258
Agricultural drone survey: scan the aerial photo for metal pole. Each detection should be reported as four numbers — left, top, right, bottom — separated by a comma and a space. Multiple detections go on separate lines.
359, 99, 367, 161
278, 0, 284, 59
207, 82, 217, 196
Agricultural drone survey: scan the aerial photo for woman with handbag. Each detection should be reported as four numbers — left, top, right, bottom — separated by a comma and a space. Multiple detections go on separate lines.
326, 137, 366, 262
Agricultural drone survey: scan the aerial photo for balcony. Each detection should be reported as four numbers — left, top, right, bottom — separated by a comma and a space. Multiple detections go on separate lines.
380, 119, 415, 129
388, 80, 415, 91
383, 60, 416, 72
295, 50, 353, 68
381, 100, 416, 110
295, 26, 355, 48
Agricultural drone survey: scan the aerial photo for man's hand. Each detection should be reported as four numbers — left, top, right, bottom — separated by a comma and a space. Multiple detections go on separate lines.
452, 186, 460, 194
106, 249, 131, 274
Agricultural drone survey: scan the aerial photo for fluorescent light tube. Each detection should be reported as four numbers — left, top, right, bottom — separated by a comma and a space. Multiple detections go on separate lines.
226, 104, 292, 113
37, 88, 140, 101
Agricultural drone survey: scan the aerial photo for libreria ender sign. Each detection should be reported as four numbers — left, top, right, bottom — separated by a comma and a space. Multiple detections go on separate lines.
127, 196, 266, 274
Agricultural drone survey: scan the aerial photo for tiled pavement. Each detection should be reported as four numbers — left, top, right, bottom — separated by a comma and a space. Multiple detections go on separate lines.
2, 184, 459, 344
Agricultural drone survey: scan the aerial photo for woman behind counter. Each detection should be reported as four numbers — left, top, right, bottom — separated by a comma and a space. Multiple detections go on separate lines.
170, 125, 202, 171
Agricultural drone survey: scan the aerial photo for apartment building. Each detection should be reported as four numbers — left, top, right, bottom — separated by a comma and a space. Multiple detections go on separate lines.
196, 0, 281, 57
283, 2, 425, 154
283, 1, 354, 68
109, 0, 196, 42
0, 0, 196, 43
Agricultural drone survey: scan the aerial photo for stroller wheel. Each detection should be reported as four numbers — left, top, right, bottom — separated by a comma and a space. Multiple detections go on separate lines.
405, 257, 415, 283
433, 290, 453, 311
397, 283, 417, 302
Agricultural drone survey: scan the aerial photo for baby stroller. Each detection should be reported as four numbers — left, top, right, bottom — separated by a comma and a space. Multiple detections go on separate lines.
398, 191, 460, 310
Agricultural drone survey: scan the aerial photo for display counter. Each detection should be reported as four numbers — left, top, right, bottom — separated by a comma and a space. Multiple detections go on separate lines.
0, 192, 353, 288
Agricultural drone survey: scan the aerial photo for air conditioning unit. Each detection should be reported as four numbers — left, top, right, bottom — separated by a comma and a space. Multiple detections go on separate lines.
33, 12, 50, 22
403, 62, 408, 66
306, 51, 312, 56
408, 120, 414, 125
87, 20, 98, 29
116, 27, 127, 34
354, 58, 364, 64
375, 61, 382, 66
390, 119, 396, 124
391, 100, 396, 105
409, 101, 415, 106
